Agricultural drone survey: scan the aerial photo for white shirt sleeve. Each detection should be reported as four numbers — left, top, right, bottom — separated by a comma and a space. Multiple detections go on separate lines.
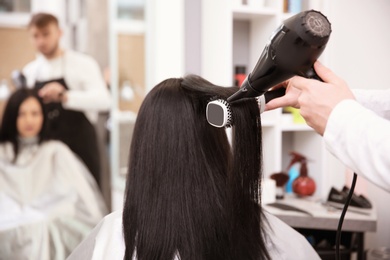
22, 51, 111, 113
323, 99, 390, 192
62, 53, 111, 112
352, 89, 390, 119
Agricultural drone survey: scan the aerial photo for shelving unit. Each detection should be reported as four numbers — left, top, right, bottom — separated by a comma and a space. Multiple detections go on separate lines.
232, 5, 278, 19
202, 0, 338, 199
235, 0, 335, 199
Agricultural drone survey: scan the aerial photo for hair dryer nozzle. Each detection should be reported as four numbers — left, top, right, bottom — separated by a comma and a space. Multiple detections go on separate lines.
227, 75, 262, 103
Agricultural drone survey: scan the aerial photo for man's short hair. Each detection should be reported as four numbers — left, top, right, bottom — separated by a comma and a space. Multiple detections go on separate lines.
28, 13, 59, 28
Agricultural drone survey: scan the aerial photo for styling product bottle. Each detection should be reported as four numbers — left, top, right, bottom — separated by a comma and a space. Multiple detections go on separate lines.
286, 165, 299, 193
292, 157, 316, 196
234, 65, 246, 87
270, 172, 289, 200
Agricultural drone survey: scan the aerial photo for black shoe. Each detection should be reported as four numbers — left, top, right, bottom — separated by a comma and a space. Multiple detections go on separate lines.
341, 186, 372, 209
326, 187, 372, 214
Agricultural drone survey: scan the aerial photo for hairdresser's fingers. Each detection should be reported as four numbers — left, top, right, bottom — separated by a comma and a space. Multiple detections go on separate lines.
269, 79, 290, 91
265, 85, 301, 111
314, 61, 344, 86
290, 76, 315, 91
265, 97, 292, 111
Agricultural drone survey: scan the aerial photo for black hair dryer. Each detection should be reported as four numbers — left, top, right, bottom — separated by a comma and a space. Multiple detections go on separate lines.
228, 10, 331, 103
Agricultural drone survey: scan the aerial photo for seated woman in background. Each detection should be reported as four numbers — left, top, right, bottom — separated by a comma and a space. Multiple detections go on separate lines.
0, 89, 107, 260
69, 75, 319, 260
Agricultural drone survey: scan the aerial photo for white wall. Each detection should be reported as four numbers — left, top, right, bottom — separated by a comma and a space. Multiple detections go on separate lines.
201, 0, 232, 86
185, 0, 201, 75
326, 0, 390, 250
146, 0, 185, 91
327, 0, 390, 90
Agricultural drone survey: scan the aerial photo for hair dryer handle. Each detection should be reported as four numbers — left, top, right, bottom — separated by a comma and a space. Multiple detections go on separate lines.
264, 88, 286, 103
305, 67, 323, 82
258, 88, 287, 114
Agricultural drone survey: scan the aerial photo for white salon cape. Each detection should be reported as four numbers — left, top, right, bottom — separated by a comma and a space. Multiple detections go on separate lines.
324, 89, 390, 193
67, 210, 320, 260
0, 138, 108, 260
23, 49, 111, 124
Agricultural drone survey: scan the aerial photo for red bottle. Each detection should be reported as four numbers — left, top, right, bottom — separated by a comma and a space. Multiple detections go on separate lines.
234, 66, 246, 87
292, 159, 316, 196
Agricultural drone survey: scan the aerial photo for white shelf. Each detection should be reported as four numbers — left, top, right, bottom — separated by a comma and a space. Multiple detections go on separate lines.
0, 12, 30, 28
114, 19, 145, 34
232, 5, 278, 20
281, 123, 313, 132
262, 120, 276, 127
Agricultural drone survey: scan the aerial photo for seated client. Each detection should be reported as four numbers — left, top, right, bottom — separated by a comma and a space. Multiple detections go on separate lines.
0, 88, 107, 259
68, 75, 319, 260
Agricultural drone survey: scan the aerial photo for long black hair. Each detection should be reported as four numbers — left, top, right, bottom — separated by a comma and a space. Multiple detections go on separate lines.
0, 88, 48, 162
123, 75, 270, 260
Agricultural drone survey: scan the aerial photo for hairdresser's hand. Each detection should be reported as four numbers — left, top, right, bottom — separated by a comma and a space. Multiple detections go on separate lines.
39, 82, 68, 103
265, 79, 301, 110
291, 61, 356, 135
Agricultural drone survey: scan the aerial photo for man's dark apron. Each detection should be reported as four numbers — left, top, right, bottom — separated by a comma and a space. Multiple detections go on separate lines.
34, 78, 101, 188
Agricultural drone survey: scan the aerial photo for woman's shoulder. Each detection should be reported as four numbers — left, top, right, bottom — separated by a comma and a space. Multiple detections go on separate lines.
0, 141, 12, 149
95, 210, 124, 241
100, 210, 123, 225
38, 140, 78, 161
0, 142, 14, 161
263, 210, 320, 260
41, 140, 71, 151
67, 210, 125, 260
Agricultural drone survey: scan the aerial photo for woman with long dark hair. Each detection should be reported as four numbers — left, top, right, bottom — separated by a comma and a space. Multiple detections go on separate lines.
69, 75, 319, 259
0, 89, 107, 260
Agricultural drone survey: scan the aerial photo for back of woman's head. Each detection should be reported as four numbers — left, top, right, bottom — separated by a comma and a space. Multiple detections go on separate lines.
0, 88, 48, 158
123, 75, 269, 260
